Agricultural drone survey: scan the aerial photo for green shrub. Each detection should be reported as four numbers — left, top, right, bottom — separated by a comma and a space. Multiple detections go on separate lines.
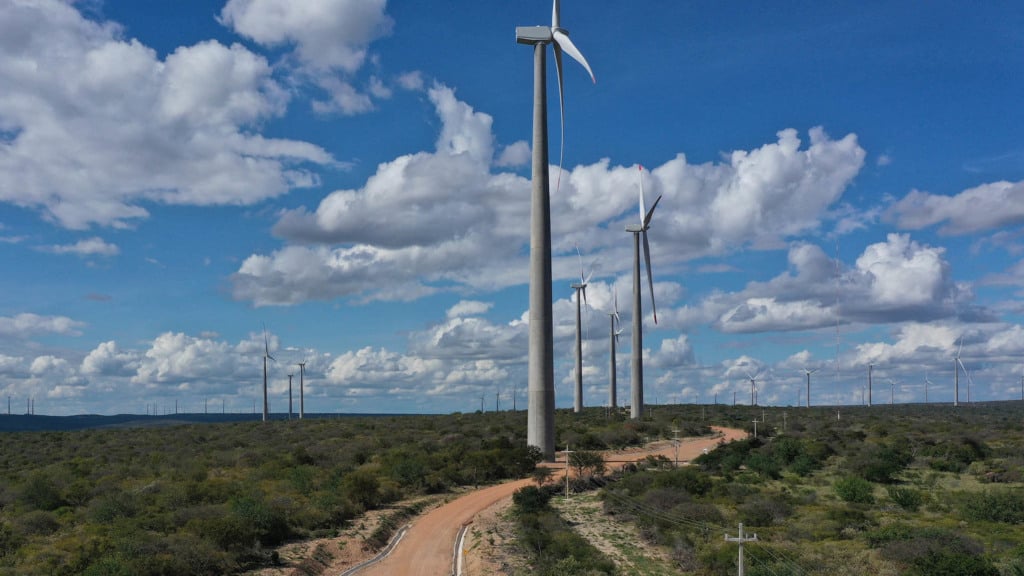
229, 494, 289, 546
747, 452, 783, 479
513, 486, 552, 515
19, 472, 65, 512
848, 444, 912, 483
0, 522, 22, 559
834, 476, 874, 504
888, 486, 923, 511
14, 511, 60, 537
738, 496, 792, 527
959, 489, 1024, 524
652, 467, 712, 496
907, 550, 1000, 575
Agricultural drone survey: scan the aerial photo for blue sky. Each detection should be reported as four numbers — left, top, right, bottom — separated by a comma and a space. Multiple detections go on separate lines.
2, 0, 1024, 415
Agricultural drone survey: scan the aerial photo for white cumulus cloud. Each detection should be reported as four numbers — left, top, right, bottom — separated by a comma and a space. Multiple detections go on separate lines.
0, 0, 333, 229
42, 237, 119, 257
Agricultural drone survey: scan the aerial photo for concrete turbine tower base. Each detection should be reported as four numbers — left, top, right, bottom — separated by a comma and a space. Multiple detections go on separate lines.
525, 43, 555, 460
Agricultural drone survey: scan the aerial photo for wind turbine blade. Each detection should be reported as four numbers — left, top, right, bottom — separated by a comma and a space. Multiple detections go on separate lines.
642, 229, 657, 324
638, 165, 647, 225
576, 243, 584, 283
585, 292, 593, 343
552, 30, 595, 83
551, 0, 560, 29
644, 195, 663, 228
553, 41, 566, 194
957, 336, 964, 359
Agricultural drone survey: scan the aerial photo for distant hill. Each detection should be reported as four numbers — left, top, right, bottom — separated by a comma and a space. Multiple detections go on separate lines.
0, 412, 395, 432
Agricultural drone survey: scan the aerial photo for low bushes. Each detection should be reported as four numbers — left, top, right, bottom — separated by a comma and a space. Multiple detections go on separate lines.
834, 476, 875, 504
512, 486, 615, 575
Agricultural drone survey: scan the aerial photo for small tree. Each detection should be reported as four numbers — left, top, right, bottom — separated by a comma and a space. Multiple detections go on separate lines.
512, 485, 551, 515
532, 466, 555, 486
569, 450, 606, 480
835, 475, 875, 504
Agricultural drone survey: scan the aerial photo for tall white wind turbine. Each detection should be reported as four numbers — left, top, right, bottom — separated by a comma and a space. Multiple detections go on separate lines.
608, 286, 623, 409
626, 165, 661, 419
262, 325, 275, 422
954, 336, 964, 407
297, 362, 306, 419
924, 372, 932, 404
517, 0, 595, 458
745, 370, 761, 406
802, 368, 819, 408
571, 246, 594, 413
287, 374, 294, 420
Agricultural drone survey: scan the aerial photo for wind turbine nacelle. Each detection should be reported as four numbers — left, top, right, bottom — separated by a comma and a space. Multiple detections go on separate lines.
516, 26, 553, 44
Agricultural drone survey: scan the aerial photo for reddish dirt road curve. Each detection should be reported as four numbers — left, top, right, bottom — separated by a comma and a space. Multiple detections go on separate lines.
357, 426, 746, 576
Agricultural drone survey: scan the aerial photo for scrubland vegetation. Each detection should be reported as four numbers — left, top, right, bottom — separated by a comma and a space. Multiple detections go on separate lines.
0, 413, 539, 575
0, 408, 684, 575
3, 401, 1022, 575
550, 401, 1024, 575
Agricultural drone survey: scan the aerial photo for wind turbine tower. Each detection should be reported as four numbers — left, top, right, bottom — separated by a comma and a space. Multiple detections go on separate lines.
608, 287, 622, 409
262, 325, 274, 422
803, 368, 818, 408
954, 337, 964, 407
297, 362, 306, 419
517, 0, 594, 458
626, 165, 661, 419
571, 246, 593, 413
745, 371, 760, 406
288, 374, 294, 420
868, 363, 874, 407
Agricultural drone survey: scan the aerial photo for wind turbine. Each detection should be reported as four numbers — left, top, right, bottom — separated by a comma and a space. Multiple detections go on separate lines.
801, 368, 819, 408
924, 372, 933, 404
745, 370, 761, 406
608, 286, 623, 409
287, 374, 294, 420
518, 0, 595, 459
626, 165, 661, 419
954, 337, 964, 407
868, 363, 874, 407
262, 325, 275, 422
297, 362, 306, 419
571, 245, 595, 413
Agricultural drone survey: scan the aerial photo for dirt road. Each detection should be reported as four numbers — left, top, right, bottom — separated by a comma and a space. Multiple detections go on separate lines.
356, 426, 746, 576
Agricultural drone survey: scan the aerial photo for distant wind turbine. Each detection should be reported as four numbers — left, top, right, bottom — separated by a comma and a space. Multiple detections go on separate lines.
801, 368, 819, 408
745, 370, 761, 406
627, 165, 661, 419
262, 324, 274, 422
518, 0, 595, 459
608, 286, 623, 409
924, 372, 933, 404
287, 374, 294, 420
571, 246, 595, 413
954, 337, 965, 407
297, 362, 306, 419
868, 363, 874, 407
